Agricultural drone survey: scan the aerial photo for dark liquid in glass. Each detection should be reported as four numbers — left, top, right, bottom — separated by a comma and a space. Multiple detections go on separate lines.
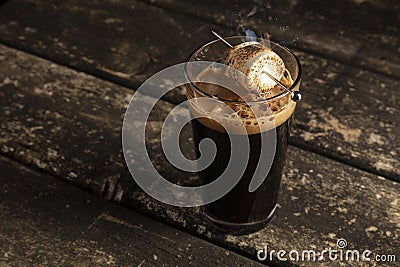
191, 116, 291, 233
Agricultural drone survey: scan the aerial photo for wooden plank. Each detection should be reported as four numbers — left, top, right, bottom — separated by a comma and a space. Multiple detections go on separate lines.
0, 0, 230, 103
0, 44, 196, 196
0, 156, 263, 266
0, 45, 399, 265
133, 146, 400, 266
0, 0, 398, 180
292, 51, 399, 180
139, 0, 400, 79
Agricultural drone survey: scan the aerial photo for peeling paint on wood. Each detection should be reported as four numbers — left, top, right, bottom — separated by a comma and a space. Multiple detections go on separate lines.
140, 0, 400, 79
0, 0, 398, 180
0, 156, 262, 266
0, 0, 225, 103
0, 45, 398, 266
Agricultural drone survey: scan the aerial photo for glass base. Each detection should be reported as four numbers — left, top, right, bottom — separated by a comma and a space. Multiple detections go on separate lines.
204, 204, 277, 235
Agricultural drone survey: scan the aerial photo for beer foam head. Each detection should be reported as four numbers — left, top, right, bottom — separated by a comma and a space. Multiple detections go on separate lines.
225, 42, 285, 95
187, 68, 296, 135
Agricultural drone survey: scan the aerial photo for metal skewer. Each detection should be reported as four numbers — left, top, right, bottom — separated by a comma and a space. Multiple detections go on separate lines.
212, 31, 233, 48
211, 31, 302, 102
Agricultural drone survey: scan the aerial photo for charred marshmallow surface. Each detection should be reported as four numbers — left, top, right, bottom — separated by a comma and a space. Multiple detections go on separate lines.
225, 42, 285, 94
188, 41, 296, 135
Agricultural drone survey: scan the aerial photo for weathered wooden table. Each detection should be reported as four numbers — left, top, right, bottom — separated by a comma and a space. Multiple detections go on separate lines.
0, 0, 399, 266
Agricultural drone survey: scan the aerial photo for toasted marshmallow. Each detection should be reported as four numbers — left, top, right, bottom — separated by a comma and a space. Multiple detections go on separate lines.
225, 42, 285, 94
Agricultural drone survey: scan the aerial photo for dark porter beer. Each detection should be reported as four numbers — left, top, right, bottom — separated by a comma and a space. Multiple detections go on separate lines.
187, 77, 295, 233
186, 37, 301, 233
191, 117, 290, 232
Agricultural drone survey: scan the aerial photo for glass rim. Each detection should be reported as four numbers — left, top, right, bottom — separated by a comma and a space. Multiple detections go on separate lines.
185, 36, 302, 104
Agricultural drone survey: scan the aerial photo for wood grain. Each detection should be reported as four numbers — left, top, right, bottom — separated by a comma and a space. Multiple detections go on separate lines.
140, 0, 400, 79
0, 156, 262, 266
0, 0, 398, 180
292, 51, 399, 180
0, 45, 398, 266
0, 0, 231, 103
